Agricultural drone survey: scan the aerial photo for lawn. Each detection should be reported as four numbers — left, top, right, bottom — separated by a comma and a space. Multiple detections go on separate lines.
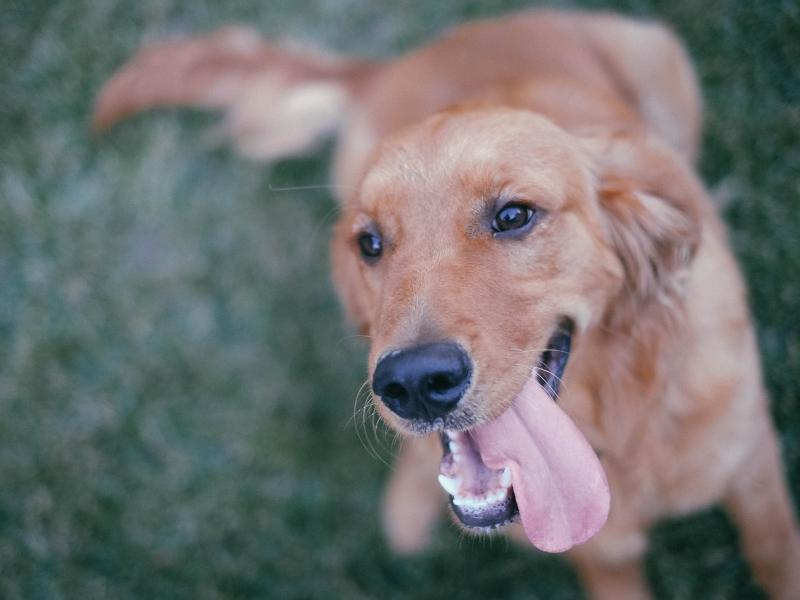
1, 0, 798, 598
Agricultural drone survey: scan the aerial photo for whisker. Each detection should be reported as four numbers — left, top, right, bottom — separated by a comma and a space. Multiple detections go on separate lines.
348, 378, 374, 458
345, 377, 371, 429
360, 392, 383, 464
268, 183, 357, 193
505, 346, 571, 356
505, 360, 569, 398
360, 390, 392, 467
531, 365, 569, 398
365, 395, 394, 468
298, 202, 342, 262
350, 378, 393, 466
335, 333, 373, 349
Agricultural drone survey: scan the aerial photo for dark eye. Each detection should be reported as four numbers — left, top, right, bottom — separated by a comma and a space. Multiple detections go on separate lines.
357, 230, 383, 261
492, 203, 535, 235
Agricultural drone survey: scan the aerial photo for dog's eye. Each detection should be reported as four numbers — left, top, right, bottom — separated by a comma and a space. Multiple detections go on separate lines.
357, 231, 383, 261
492, 203, 535, 235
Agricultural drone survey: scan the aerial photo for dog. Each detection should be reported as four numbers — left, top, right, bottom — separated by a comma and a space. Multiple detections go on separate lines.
94, 9, 800, 599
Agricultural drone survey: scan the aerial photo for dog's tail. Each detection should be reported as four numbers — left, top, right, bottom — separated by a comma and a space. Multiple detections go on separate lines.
92, 26, 378, 160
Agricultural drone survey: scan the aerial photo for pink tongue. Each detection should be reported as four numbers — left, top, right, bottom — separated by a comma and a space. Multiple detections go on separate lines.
470, 375, 609, 552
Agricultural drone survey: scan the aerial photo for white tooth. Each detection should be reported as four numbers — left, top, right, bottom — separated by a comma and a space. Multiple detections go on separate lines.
438, 474, 461, 496
459, 496, 478, 508
449, 441, 461, 453
500, 467, 512, 488
452, 495, 465, 506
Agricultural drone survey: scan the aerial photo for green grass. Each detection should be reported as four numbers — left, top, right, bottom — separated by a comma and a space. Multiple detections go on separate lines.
1, 0, 798, 598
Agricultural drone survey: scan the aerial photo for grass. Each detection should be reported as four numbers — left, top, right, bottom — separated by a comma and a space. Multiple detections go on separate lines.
1, 0, 798, 598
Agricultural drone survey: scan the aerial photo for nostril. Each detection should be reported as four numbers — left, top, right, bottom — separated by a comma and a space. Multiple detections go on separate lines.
383, 382, 408, 402
426, 373, 457, 395
424, 370, 469, 404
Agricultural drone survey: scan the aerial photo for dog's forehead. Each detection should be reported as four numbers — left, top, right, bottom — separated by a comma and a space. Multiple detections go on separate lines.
357, 109, 585, 216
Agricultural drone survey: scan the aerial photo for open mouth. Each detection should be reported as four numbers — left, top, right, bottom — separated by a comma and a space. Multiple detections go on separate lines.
436, 321, 610, 552
534, 321, 573, 399
438, 429, 519, 531
437, 323, 572, 531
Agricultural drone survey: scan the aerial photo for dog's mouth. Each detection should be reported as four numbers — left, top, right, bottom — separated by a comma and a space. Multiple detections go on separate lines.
436, 322, 610, 552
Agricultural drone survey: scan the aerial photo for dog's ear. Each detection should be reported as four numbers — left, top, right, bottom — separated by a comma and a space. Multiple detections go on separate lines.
330, 218, 371, 334
93, 26, 374, 162
587, 134, 703, 323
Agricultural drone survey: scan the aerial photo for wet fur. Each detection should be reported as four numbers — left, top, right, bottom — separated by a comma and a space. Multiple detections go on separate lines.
95, 9, 800, 599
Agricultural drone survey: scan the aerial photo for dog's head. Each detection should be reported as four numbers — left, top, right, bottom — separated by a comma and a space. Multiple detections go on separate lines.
332, 107, 700, 551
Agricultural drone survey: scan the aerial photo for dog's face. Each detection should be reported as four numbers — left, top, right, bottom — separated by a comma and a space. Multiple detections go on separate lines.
331, 107, 699, 548
336, 108, 617, 432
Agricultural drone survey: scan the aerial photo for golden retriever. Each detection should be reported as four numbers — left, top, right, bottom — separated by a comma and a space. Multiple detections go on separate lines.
94, 10, 800, 599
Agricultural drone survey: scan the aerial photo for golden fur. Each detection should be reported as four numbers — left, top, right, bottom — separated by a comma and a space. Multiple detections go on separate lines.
95, 10, 800, 599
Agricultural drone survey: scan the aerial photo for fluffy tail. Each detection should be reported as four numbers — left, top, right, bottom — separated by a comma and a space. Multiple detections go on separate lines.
93, 26, 376, 160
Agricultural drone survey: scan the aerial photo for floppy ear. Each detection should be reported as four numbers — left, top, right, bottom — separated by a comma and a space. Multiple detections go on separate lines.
588, 134, 703, 323
330, 218, 371, 334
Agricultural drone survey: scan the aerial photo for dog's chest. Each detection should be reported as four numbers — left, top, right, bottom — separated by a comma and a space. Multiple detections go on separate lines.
560, 357, 752, 521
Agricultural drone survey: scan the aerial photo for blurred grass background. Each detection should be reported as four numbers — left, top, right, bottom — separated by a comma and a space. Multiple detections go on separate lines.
1, 0, 798, 598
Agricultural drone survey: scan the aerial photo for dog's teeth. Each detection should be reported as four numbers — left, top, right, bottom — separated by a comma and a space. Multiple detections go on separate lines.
449, 441, 461, 453
455, 495, 478, 507
452, 491, 509, 509
500, 466, 512, 488
438, 474, 461, 496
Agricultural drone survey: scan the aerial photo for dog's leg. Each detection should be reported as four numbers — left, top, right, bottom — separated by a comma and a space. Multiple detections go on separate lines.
723, 421, 800, 599
569, 462, 652, 600
570, 526, 651, 600
381, 434, 445, 554
571, 553, 651, 600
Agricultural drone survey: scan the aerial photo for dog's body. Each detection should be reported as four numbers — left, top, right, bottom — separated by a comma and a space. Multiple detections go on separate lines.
95, 10, 800, 599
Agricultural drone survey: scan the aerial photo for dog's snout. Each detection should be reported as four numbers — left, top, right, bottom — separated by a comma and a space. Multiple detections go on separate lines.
372, 342, 472, 420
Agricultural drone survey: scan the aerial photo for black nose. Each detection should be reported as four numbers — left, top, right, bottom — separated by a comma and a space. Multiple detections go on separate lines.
372, 342, 472, 421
